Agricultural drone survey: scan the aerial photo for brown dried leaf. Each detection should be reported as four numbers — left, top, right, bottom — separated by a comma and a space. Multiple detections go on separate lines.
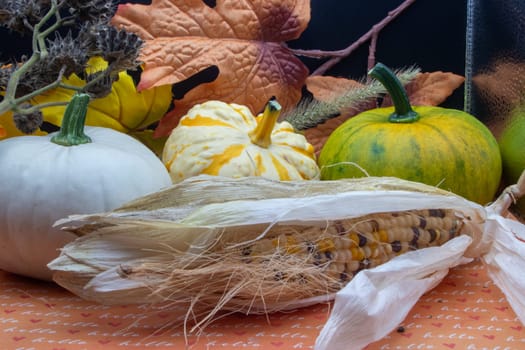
303, 71, 465, 154
112, 0, 311, 137
305, 75, 364, 101
384, 71, 465, 106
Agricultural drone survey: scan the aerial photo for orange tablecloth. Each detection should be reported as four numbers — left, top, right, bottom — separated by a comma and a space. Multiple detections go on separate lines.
1, 259, 523, 349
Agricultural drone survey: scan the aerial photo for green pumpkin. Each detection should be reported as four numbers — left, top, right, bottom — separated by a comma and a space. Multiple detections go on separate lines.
498, 106, 525, 213
318, 63, 502, 205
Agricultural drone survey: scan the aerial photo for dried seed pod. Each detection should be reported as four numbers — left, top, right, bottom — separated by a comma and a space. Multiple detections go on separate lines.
12, 104, 43, 134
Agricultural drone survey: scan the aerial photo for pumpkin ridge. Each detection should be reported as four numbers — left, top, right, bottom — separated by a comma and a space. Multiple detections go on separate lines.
402, 113, 499, 202
271, 142, 314, 159
324, 121, 375, 163
249, 152, 266, 176
202, 144, 246, 175
272, 122, 295, 133
270, 154, 292, 180
180, 115, 236, 128
402, 116, 458, 188
110, 73, 134, 129
164, 143, 191, 170
233, 107, 253, 125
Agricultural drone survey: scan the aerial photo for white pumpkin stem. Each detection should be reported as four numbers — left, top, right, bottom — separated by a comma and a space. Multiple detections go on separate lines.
249, 99, 281, 148
51, 93, 92, 146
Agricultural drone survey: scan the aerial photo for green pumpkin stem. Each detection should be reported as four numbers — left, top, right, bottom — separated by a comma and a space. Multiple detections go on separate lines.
250, 99, 282, 148
51, 93, 92, 146
369, 63, 419, 123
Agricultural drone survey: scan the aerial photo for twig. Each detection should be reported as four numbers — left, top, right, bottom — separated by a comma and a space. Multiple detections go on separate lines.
10, 65, 68, 109
13, 101, 70, 115
289, 47, 348, 59
0, 0, 61, 115
489, 170, 525, 217
298, 0, 417, 76
9, 63, 118, 115
368, 32, 379, 74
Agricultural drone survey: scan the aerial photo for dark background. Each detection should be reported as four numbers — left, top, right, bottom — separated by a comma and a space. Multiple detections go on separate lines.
1, 0, 469, 109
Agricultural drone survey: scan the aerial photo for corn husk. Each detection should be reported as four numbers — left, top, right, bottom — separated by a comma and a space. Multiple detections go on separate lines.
48, 174, 525, 348
316, 174, 525, 350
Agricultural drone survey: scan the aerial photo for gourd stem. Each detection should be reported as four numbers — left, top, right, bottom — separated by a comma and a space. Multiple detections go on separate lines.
51, 93, 92, 146
249, 99, 281, 148
368, 63, 419, 123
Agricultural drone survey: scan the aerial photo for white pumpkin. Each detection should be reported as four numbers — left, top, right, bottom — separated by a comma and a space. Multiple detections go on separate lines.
0, 94, 172, 280
162, 100, 319, 183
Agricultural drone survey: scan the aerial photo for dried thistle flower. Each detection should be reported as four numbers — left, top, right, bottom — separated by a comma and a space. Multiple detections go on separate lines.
78, 20, 144, 69
83, 69, 118, 99
12, 104, 43, 134
20, 32, 88, 92
0, 0, 47, 33
45, 32, 89, 77
67, 0, 118, 22
92, 26, 143, 70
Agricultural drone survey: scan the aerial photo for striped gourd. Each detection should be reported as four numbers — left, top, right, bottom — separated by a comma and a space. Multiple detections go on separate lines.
162, 100, 319, 183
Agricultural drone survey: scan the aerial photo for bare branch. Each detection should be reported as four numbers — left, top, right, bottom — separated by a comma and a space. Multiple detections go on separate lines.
308, 0, 417, 76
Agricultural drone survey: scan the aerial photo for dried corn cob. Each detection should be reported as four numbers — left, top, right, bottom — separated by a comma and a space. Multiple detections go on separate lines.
136, 208, 468, 323
234, 210, 459, 281
49, 175, 486, 332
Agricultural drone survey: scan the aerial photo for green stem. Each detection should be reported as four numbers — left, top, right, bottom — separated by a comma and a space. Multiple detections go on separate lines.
50, 93, 92, 146
368, 62, 419, 123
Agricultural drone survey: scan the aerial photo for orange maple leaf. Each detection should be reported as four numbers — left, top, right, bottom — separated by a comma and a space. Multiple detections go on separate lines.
112, 0, 311, 137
